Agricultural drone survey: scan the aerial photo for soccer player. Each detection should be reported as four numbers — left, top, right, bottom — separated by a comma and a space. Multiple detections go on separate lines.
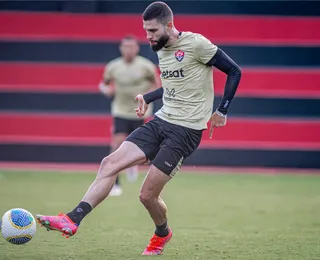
98, 35, 158, 196
36, 1, 241, 256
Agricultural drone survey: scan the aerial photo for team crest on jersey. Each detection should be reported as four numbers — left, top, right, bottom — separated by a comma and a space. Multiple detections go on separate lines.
175, 50, 185, 62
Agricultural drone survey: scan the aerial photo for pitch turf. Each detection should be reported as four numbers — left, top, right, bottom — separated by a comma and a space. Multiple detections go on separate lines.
0, 169, 320, 260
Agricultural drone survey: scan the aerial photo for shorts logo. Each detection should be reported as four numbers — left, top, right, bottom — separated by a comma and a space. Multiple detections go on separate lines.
175, 50, 185, 62
165, 161, 173, 167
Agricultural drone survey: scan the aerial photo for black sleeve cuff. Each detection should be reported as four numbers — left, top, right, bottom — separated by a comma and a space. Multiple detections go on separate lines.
143, 87, 164, 104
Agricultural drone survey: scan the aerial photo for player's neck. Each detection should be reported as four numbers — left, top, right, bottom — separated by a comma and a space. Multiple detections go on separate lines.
165, 28, 181, 47
124, 57, 136, 64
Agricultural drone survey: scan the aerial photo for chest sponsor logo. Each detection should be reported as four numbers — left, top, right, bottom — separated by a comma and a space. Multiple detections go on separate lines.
161, 68, 184, 79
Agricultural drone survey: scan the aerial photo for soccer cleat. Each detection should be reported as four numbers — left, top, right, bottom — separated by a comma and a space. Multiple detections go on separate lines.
36, 213, 78, 238
142, 228, 173, 255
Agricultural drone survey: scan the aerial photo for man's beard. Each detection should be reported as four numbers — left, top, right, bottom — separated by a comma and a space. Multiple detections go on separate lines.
151, 34, 170, 52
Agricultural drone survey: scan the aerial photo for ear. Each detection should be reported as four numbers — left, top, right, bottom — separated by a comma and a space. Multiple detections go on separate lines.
166, 21, 173, 30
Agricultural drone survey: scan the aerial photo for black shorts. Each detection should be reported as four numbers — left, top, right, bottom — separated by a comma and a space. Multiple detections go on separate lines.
126, 116, 203, 176
113, 117, 144, 134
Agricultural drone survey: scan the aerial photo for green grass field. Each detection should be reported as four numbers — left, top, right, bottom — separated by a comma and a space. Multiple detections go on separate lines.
0, 169, 320, 260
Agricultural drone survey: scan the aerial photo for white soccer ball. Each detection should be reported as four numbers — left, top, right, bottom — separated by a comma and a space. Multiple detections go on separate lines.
1, 208, 36, 245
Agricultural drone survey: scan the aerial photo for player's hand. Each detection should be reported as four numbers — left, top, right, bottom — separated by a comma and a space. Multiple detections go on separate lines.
209, 111, 227, 139
99, 83, 114, 97
135, 94, 149, 118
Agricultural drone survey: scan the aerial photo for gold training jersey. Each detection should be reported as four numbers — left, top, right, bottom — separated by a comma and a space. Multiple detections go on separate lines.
104, 56, 155, 119
156, 32, 217, 130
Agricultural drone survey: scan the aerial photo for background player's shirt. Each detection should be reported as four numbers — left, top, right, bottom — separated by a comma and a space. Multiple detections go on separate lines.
104, 56, 155, 119
156, 32, 217, 130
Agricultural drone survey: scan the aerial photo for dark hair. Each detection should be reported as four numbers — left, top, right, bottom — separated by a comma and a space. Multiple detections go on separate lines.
142, 1, 173, 25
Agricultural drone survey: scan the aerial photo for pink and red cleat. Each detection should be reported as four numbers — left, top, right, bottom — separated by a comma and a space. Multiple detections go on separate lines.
142, 228, 173, 255
36, 213, 78, 238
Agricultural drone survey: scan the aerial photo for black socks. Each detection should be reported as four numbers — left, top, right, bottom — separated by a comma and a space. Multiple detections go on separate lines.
67, 201, 92, 225
155, 220, 169, 237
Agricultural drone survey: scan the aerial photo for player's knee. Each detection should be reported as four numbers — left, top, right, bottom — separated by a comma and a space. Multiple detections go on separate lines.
98, 155, 117, 178
139, 191, 154, 206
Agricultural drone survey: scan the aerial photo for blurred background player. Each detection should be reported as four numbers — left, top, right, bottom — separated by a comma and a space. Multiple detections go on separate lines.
99, 35, 158, 196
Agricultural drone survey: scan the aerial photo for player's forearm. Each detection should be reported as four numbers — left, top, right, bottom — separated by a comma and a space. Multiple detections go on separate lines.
143, 87, 164, 104
218, 64, 241, 115
207, 48, 242, 115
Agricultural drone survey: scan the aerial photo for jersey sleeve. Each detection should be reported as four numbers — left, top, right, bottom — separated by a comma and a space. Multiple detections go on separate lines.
193, 34, 218, 64
103, 62, 114, 83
